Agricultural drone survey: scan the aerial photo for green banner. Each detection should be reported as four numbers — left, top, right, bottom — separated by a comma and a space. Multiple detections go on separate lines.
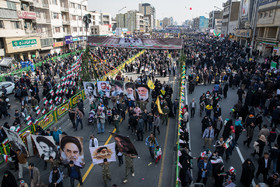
271, 61, 277, 69
12, 39, 37, 48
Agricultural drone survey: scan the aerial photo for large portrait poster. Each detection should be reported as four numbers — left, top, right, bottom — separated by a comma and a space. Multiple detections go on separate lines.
31, 135, 58, 160
3, 127, 28, 155
110, 81, 124, 97
89, 142, 116, 164
59, 135, 84, 167
83, 81, 96, 97
135, 84, 150, 102
112, 134, 138, 155
124, 82, 136, 101
97, 81, 110, 97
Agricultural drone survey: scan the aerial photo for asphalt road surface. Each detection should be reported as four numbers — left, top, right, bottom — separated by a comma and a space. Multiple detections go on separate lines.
188, 82, 273, 187
0, 70, 179, 187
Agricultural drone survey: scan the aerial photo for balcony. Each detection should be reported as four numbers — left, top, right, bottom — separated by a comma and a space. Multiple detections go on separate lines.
32, 2, 49, 9
62, 20, 70, 25
61, 7, 69, 12
36, 18, 51, 24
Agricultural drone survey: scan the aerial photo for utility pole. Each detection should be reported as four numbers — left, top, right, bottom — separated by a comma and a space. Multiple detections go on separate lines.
250, 0, 259, 57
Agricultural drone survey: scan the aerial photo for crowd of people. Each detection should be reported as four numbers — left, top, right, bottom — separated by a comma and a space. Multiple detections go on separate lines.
178, 34, 280, 187
0, 44, 182, 187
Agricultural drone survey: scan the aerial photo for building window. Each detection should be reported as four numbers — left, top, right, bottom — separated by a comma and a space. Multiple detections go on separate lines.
264, 12, 268, 17
269, 10, 273, 17
259, 13, 263, 18
78, 16, 82, 20
0, 20, 4, 28
52, 12, 59, 19
52, 0, 58, 5
55, 27, 60, 33
80, 27, 83, 32
70, 3, 75, 8
7, 1, 16, 10
72, 15, 76, 20
73, 27, 77, 32
11, 21, 20, 29
77, 4, 81, 9
82, 5, 86, 10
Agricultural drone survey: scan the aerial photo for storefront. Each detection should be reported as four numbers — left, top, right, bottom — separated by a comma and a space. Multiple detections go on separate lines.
65, 35, 73, 51
4, 37, 41, 61
51, 41, 64, 54
256, 41, 279, 57
235, 29, 252, 46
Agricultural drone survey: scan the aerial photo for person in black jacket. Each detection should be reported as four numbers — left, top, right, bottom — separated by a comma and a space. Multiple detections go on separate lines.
240, 159, 255, 186
256, 152, 271, 183
68, 161, 83, 187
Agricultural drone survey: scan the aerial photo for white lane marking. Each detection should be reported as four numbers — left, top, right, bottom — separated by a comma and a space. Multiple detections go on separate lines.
236, 146, 256, 187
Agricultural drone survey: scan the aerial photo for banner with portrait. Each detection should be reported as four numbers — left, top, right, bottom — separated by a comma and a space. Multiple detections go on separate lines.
59, 135, 84, 167
83, 81, 96, 97
89, 142, 116, 164
110, 80, 124, 97
3, 127, 28, 155
112, 133, 138, 155
31, 135, 58, 160
135, 84, 150, 102
97, 81, 110, 97
124, 82, 136, 101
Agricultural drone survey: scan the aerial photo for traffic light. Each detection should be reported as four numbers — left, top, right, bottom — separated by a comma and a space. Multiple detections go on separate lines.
83, 14, 91, 28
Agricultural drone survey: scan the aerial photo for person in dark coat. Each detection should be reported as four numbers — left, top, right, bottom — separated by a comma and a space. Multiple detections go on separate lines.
196, 156, 212, 185
223, 83, 228, 98
179, 167, 192, 187
256, 152, 271, 183
1, 170, 17, 187
240, 159, 255, 186
222, 119, 232, 140
214, 162, 224, 187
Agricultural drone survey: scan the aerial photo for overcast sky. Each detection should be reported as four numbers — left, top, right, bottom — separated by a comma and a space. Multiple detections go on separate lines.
88, 0, 227, 24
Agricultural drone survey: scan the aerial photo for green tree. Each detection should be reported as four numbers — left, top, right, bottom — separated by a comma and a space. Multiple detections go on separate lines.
80, 46, 91, 81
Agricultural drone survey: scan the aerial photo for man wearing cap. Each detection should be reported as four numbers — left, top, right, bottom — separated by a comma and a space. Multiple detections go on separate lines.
49, 166, 63, 187
161, 104, 170, 126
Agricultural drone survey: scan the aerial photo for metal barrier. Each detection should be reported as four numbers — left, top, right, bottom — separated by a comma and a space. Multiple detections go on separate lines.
175, 60, 187, 187
0, 50, 144, 164
0, 50, 82, 82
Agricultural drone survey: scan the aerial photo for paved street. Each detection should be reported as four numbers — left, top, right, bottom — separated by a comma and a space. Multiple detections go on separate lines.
0, 70, 179, 187
188, 82, 273, 187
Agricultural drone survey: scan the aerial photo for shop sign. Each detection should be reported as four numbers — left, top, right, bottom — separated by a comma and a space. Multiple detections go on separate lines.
12, 39, 37, 49
18, 11, 36, 20
73, 38, 78, 41
53, 42, 64, 47
65, 35, 73, 44
235, 29, 252, 38
0, 49, 4, 56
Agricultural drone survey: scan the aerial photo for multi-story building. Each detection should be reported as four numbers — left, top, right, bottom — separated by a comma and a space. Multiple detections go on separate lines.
208, 11, 223, 30
116, 10, 144, 33
256, 0, 280, 57
1, 0, 89, 60
0, 0, 41, 61
221, 0, 240, 37
139, 3, 155, 31
235, 0, 257, 46
162, 17, 172, 29
193, 17, 200, 30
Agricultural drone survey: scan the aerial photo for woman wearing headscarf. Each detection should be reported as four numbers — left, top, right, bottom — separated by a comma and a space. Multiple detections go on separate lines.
252, 134, 267, 158
240, 159, 255, 186
222, 119, 232, 140
1, 170, 17, 187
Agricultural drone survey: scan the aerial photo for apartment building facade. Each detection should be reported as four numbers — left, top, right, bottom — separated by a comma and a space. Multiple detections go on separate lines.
116, 10, 145, 33
0, 0, 89, 60
256, 0, 280, 57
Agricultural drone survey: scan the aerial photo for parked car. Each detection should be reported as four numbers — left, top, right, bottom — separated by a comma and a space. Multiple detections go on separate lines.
0, 81, 15, 95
